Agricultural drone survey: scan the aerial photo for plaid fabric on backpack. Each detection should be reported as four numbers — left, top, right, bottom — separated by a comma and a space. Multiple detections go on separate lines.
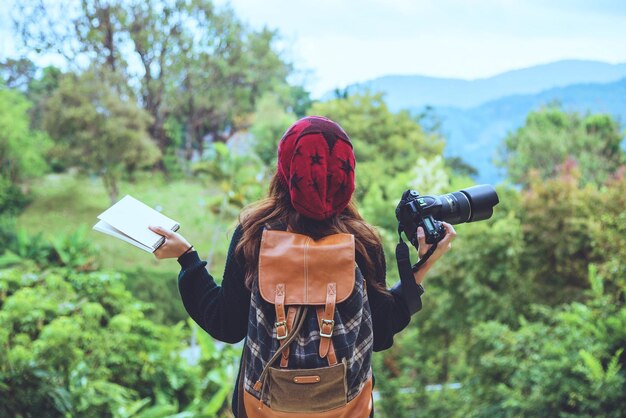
239, 227, 374, 417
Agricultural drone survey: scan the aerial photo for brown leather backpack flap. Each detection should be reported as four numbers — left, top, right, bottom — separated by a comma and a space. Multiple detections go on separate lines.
258, 230, 355, 305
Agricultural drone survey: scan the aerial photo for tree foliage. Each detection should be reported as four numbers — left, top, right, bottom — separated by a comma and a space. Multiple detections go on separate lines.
249, 93, 297, 168
465, 269, 626, 417
499, 106, 625, 187
0, 233, 240, 417
43, 70, 159, 204
519, 165, 604, 305
13, 0, 294, 161
0, 87, 50, 184
0, 86, 50, 215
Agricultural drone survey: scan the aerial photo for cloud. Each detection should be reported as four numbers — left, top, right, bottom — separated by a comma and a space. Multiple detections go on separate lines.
223, 0, 626, 96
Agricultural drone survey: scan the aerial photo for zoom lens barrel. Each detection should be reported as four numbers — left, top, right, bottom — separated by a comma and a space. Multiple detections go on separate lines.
460, 184, 500, 222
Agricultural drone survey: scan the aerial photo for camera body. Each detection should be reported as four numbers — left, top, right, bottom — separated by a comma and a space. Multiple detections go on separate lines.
395, 185, 500, 245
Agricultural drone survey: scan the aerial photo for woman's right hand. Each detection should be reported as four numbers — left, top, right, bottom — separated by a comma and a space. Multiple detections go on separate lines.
149, 225, 193, 259
416, 222, 457, 265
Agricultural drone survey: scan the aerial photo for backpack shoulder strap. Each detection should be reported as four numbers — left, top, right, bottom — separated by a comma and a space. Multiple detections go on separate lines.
263, 219, 288, 231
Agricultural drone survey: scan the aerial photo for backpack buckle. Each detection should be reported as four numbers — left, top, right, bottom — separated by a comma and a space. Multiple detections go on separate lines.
319, 319, 335, 338
275, 320, 288, 340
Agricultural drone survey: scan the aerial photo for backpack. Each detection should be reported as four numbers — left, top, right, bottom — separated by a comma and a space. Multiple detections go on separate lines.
238, 227, 374, 417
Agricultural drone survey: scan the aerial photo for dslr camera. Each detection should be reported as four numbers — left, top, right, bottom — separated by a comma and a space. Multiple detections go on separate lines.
395, 184, 500, 245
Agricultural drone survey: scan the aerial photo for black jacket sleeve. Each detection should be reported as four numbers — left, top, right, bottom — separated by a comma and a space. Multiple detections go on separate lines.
359, 244, 418, 352
177, 224, 250, 344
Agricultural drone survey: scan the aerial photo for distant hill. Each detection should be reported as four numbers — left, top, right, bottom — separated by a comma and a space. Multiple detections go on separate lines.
340, 60, 626, 111
418, 78, 626, 184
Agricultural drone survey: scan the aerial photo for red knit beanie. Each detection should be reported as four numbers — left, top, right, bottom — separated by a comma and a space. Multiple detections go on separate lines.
277, 116, 356, 220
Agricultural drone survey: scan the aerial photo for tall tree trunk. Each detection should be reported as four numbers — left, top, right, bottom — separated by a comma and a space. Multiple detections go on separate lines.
196, 124, 205, 158
148, 113, 170, 174
102, 172, 119, 205
100, 7, 116, 72
184, 120, 194, 161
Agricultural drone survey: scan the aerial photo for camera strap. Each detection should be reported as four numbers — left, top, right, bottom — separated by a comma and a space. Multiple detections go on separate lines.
396, 223, 438, 276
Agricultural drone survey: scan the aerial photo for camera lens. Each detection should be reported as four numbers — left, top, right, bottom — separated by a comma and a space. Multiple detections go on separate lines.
460, 185, 500, 222
434, 185, 499, 225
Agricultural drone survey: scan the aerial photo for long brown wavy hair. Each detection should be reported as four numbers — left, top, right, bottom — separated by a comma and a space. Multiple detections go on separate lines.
235, 173, 389, 294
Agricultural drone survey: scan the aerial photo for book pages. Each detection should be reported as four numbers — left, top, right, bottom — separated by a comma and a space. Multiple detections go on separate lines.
93, 195, 180, 251
93, 220, 154, 252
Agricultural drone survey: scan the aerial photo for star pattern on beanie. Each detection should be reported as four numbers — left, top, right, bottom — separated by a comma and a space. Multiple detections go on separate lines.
322, 132, 340, 153
310, 151, 323, 166
306, 116, 346, 153
277, 116, 356, 220
339, 157, 353, 175
290, 172, 303, 192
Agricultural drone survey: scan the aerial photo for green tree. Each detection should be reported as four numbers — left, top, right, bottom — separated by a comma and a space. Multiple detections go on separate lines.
25, 66, 64, 134
43, 70, 160, 204
0, 87, 50, 184
14, 0, 295, 163
519, 165, 603, 305
595, 171, 626, 295
499, 106, 625, 187
283, 84, 313, 118
445, 156, 478, 178
1, 59, 63, 131
250, 93, 296, 167
0, 86, 50, 214
168, 17, 291, 161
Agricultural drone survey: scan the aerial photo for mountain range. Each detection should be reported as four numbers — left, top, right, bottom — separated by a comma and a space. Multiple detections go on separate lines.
338, 60, 626, 184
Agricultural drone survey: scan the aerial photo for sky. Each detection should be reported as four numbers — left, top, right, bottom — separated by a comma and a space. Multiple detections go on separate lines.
2, 0, 626, 97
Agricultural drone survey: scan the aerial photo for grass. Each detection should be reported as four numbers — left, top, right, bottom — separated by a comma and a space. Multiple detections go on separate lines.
17, 173, 242, 323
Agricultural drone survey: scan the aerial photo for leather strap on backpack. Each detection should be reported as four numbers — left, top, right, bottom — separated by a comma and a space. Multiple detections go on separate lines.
317, 282, 338, 365
274, 284, 288, 340
275, 284, 299, 368
279, 306, 298, 367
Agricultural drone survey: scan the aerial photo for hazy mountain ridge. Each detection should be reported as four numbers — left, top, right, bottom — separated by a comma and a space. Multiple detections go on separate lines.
333, 60, 626, 184
347, 60, 626, 110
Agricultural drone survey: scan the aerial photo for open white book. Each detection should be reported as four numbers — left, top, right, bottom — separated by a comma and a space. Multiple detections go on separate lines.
93, 195, 180, 253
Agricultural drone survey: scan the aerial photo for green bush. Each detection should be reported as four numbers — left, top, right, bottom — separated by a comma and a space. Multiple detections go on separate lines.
459, 268, 626, 418
0, 176, 30, 215
0, 215, 17, 253
0, 226, 97, 271
123, 268, 188, 325
0, 263, 240, 417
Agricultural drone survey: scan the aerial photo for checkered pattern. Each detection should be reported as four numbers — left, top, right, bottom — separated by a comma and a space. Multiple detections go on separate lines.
243, 266, 373, 404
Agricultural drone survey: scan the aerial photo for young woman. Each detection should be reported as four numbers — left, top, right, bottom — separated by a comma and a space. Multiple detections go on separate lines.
150, 116, 456, 417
